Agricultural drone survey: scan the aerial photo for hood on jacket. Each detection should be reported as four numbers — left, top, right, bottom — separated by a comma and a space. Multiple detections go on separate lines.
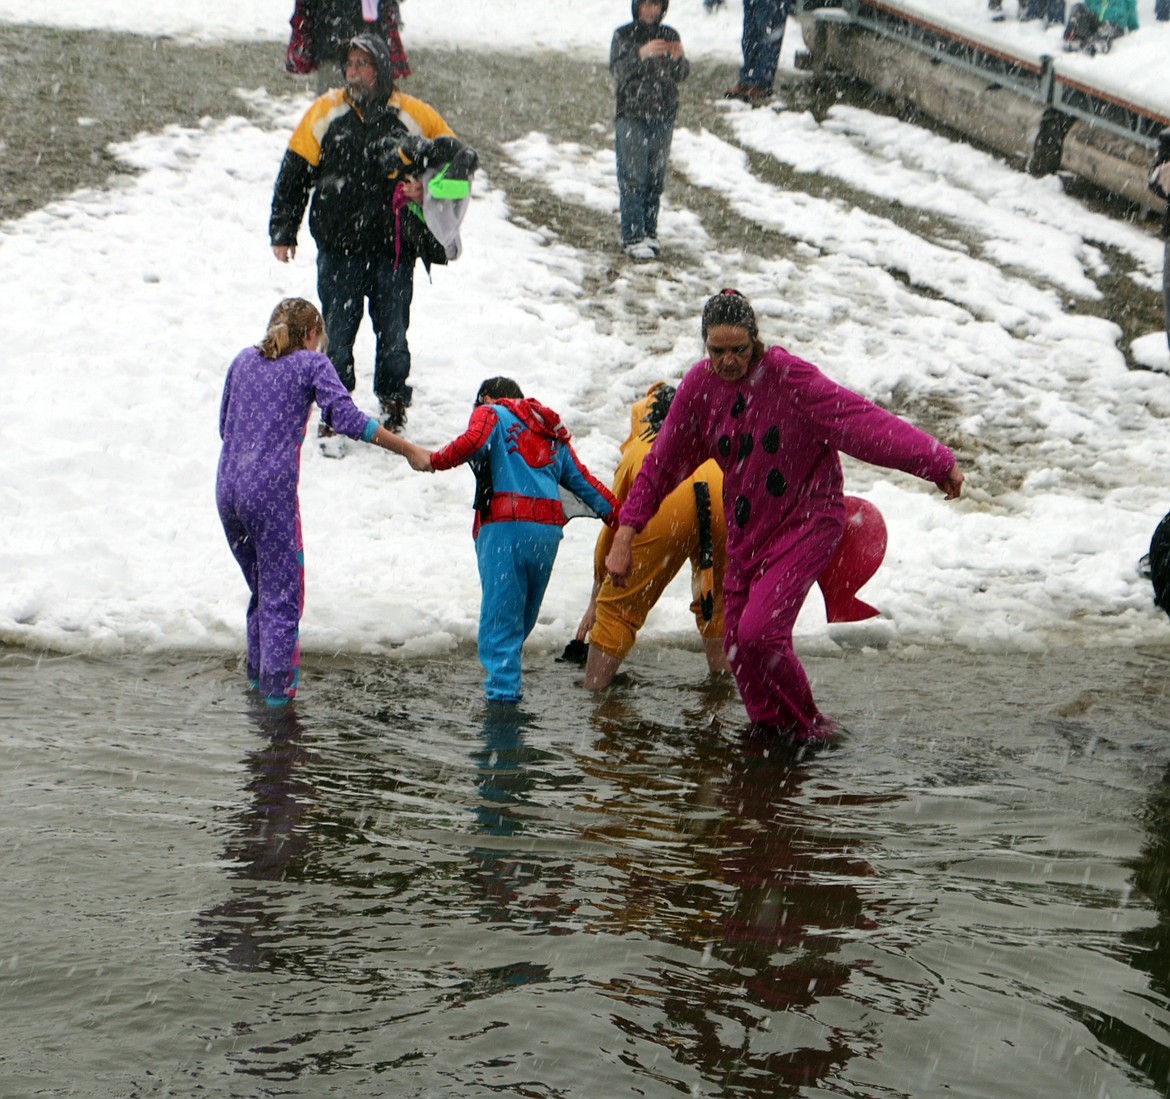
631, 0, 668, 22
338, 33, 396, 101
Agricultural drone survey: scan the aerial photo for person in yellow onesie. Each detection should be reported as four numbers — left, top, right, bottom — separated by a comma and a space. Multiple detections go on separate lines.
575, 383, 732, 689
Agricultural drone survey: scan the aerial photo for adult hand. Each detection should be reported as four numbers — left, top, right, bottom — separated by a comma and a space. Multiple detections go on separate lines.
604, 526, 637, 587
401, 178, 424, 204
272, 244, 295, 263
638, 39, 670, 60
664, 41, 685, 59
1157, 162, 1170, 193
938, 465, 965, 500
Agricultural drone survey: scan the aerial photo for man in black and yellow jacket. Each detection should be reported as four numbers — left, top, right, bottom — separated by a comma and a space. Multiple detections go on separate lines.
270, 33, 455, 434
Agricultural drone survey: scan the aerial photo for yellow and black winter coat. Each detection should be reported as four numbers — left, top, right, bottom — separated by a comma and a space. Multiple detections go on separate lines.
269, 36, 453, 261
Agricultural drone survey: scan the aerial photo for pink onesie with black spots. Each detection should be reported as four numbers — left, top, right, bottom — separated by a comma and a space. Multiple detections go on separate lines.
619, 345, 955, 735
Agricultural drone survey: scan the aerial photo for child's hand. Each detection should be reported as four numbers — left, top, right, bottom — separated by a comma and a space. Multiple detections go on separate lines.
405, 443, 433, 473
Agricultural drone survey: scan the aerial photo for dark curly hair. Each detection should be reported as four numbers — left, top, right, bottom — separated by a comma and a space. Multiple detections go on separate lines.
700, 288, 759, 340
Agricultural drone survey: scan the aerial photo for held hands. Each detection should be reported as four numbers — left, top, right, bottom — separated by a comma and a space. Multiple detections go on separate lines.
396, 439, 433, 472
372, 428, 433, 471
272, 245, 295, 263
937, 464, 964, 500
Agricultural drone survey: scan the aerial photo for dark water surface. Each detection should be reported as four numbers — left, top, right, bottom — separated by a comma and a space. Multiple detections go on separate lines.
5, 642, 1170, 1098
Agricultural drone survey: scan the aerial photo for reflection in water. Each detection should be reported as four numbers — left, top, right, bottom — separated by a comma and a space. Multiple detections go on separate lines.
581, 686, 877, 1095
1097, 765, 1170, 1091
195, 706, 319, 972
465, 703, 574, 944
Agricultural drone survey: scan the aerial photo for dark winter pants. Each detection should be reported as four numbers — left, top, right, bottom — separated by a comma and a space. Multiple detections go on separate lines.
615, 117, 674, 247
317, 249, 415, 406
739, 0, 789, 90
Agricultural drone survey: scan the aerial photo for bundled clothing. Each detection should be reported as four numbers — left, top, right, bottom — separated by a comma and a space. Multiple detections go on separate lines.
610, 2, 689, 122
269, 59, 451, 259
610, 0, 689, 249
270, 33, 458, 408
216, 346, 381, 704
1089, 0, 1138, 28
286, 0, 411, 80
431, 399, 618, 702
619, 346, 954, 738
590, 384, 726, 662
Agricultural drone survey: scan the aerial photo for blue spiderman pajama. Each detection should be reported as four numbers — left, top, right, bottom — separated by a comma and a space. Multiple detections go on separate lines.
216, 345, 378, 704
431, 397, 618, 703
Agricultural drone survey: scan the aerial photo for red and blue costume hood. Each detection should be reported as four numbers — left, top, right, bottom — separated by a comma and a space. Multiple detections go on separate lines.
430, 396, 618, 537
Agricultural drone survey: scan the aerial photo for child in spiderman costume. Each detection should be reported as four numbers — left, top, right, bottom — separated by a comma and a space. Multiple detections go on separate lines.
417, 378, 619, 703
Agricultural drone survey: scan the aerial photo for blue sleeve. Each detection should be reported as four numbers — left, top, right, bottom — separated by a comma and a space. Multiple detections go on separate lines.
557, 444, 617, 519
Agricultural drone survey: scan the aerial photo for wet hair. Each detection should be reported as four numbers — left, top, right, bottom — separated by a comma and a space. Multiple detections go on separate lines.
476, 376, 524, 405
257, 298, 323, 361
701, 288, 759, 340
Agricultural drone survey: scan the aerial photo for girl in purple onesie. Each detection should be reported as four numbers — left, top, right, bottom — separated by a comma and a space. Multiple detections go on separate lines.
216, 298, 420, 707
605, 290, 965, 746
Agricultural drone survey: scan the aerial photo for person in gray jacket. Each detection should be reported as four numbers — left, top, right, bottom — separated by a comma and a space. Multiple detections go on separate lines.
609, 0, 689, 260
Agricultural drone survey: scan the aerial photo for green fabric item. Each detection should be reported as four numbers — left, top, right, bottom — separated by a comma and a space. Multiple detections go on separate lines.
1090, 0, 1138, 29
428, 164, 471, 200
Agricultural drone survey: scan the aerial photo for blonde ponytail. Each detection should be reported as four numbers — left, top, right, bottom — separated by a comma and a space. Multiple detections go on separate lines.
257, 297, 324, 360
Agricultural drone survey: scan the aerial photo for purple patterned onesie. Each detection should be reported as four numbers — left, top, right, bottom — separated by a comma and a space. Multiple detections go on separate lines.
216, 346, 378, 703
619, 345, 955, 735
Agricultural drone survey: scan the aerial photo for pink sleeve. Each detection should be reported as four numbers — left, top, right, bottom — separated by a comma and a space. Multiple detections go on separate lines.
618, 370, 711, 532
785, 355, 955, 483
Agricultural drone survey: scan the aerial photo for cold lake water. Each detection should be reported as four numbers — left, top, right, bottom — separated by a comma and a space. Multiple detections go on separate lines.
6, 641, 1170, 1097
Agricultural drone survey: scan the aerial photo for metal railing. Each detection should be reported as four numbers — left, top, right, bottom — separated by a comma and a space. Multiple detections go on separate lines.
793, 0, 1167, 146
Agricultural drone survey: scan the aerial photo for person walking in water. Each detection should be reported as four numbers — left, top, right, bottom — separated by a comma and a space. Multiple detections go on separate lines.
216, 298, 419, 707
403, 377, 619, 704
605, 290, 964, 747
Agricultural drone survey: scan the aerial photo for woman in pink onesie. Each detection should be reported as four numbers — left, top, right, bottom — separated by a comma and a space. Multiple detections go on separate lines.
606, 290, 964, 745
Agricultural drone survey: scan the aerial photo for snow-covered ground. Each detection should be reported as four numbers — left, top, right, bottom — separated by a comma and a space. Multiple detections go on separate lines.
0, 0, 1165, 110
3, 1, 1170, 669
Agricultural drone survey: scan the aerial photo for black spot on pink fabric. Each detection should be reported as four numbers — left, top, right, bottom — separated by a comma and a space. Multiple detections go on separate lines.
734, 495, 751, 527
